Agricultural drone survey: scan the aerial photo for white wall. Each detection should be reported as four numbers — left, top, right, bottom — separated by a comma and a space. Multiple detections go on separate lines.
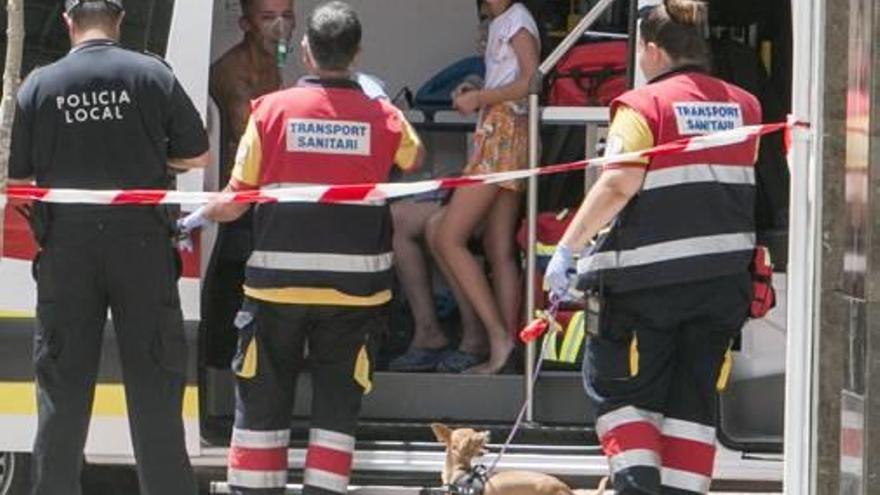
211, 0, 482, 98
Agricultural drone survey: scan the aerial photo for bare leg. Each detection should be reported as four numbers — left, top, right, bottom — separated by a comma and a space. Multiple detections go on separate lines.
391, 200, 448, 350
467, 189, 522, 374
426, 211, 486, 356
433, 185, 510, 367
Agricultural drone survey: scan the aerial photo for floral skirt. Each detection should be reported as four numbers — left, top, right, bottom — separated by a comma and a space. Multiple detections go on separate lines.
463, 103, 529, 192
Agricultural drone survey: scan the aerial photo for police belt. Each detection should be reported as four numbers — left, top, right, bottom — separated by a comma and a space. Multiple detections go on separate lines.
29, 204, 177, 245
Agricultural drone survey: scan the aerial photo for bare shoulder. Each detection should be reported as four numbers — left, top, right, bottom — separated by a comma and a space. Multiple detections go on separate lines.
211, 44, 249, 83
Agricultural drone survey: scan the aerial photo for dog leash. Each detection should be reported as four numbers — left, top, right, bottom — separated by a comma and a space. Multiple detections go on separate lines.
486, 298, 562, 476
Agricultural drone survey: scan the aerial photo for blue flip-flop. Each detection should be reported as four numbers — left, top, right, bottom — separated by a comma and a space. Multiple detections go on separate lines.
436, 350, 486, 373
388, 347, 450, 372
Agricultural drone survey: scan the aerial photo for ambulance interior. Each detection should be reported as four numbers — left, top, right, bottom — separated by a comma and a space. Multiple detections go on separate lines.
0, 0, 792, 462
198, 0, 793, 455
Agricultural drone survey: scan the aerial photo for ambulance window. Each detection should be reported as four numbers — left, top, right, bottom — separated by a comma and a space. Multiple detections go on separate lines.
0, 0, 176, 76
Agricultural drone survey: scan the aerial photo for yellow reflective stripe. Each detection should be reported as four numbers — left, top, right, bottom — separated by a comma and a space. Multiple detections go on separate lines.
541, 330, 559, 361
716, 346, 734, 392
536, 243, 557, 257
0, 382, 198, 418
629, 333, 639, 377
237, 339, 258, 379
559, 311, 585, 364
354, 345, 373, 394
244, 286, 392, 306
0, 310, 34, 318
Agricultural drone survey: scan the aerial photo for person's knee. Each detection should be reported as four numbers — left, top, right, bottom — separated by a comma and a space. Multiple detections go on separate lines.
424, 214, 444, 254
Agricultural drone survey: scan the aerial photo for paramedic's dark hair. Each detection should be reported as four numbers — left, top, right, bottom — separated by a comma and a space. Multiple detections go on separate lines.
307, 1, 362, 71
68, 1, 124, 30
641, 0, 709, 69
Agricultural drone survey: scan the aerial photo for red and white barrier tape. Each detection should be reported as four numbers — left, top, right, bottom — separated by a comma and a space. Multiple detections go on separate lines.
2, 122, 799, 206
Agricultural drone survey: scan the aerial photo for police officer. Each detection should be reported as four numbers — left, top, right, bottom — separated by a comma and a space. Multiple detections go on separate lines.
184, 2, 423, 493
545, 1, 761, 493
8, 1, 209, 494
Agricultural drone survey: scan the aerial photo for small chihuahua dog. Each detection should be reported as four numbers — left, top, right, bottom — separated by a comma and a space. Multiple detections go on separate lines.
431, 423, 607, 495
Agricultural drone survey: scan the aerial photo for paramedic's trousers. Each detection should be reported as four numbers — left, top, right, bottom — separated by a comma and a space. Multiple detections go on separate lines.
228, 298, 383, 495
585, 272, 751, 495
31, 208, 197, 495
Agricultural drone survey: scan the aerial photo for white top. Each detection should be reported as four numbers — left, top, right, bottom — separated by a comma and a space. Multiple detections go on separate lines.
484, 3, 540, 90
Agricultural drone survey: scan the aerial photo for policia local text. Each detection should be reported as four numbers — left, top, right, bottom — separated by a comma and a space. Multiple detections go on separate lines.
57, 89, 131, 124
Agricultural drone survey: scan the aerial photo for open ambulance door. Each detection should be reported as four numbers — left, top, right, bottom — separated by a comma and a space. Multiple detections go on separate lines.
196, 0, 599, 454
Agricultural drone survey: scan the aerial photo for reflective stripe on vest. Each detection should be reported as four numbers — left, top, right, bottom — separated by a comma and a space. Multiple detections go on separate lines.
248, 251, 394, 274
642, 163, 755, 191
578, 232, 756, 273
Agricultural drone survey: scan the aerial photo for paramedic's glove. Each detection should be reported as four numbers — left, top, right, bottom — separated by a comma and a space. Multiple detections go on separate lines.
176, 207, 210, 252
544, 244, 575, 302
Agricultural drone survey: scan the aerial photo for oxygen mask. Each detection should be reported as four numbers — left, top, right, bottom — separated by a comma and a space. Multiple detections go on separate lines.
268, 16, 295, 68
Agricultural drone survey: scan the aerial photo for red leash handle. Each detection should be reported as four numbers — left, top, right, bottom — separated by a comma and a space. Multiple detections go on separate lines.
519, 318, 549, 343
518, 300, 561, 344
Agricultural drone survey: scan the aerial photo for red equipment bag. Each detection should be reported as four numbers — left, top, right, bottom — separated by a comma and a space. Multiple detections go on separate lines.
547, 41, 629, 106
515, 209, 575, 271
750, 245, 776, 318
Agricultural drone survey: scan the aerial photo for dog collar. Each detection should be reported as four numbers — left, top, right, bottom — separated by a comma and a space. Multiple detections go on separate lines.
445, 465, 488, 495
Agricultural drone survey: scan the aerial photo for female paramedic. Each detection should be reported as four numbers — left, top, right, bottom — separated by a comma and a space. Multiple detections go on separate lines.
428, 0, 540, 374
545, 1, 762, 493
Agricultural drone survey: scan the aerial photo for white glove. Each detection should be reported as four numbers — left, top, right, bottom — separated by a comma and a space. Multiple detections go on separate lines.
176, 207, 210, 253
544, 244, 576, 302
177, 207, 209, 234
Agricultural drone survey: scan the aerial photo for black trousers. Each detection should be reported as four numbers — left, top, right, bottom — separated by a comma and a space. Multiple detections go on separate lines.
584, 273, 751, 495
31, 210, 196, 495
227, 299, 385, 495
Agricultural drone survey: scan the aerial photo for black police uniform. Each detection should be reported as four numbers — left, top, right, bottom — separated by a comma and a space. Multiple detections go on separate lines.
9, 38, 208, 495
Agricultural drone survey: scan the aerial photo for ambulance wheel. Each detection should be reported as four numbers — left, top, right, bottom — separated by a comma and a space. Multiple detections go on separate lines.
0, 452, 30, 495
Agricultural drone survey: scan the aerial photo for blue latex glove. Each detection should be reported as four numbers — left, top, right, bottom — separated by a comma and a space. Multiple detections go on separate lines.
176, 207, 210, 252
177, 207, 208, 234
544, 244, 576, 302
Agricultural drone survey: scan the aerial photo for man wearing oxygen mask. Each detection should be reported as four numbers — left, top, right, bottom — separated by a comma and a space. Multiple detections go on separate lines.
203, 0, 295, 370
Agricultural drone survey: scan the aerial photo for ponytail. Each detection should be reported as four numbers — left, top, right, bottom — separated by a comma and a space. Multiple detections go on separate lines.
664, 0, 706, 26
641, 0, 709, 69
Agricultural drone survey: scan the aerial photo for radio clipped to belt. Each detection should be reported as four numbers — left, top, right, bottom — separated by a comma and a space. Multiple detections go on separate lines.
749, 245, 775, 318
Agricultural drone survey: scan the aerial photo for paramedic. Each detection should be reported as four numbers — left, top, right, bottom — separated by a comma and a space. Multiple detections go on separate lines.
184, 2, 423, 493
7, 1, 209, 494
544, 1, 761, 493
203, 0, 295, 369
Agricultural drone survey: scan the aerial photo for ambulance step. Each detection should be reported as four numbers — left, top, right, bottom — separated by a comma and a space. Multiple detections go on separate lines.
209, 484, 782, 494
202, 446, 782, 493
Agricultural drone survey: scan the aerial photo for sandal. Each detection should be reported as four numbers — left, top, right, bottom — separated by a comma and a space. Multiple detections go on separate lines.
436, 349, 486, 373
388, 347, 450, 372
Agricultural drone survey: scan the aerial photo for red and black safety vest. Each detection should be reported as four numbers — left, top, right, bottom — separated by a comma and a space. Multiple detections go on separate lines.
244, 78, 407, 299
578, 70, 762, 293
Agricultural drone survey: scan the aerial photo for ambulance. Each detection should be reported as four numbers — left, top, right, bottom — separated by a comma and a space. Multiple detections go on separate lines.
0, 0, 827, 493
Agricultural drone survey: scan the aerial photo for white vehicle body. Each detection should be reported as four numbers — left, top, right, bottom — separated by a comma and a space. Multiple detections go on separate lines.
0, 0, 827, 493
